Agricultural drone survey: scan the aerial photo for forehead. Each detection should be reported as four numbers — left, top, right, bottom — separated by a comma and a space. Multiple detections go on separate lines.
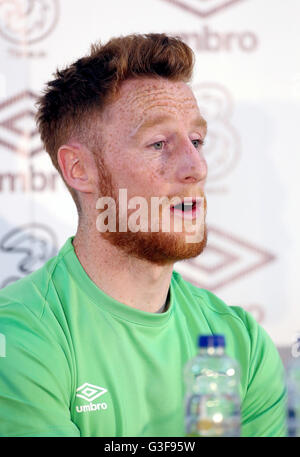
103, 77, 202, 129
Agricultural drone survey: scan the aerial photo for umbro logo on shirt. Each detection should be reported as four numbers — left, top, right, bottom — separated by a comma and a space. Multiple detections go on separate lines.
75, 382, 108, 413
76, 382, 107, 402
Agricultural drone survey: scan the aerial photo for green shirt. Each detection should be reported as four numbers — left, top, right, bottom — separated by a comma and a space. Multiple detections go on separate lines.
0, 237, 287, 437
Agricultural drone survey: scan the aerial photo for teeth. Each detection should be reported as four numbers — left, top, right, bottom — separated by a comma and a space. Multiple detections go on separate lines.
183, 203, 193, 211
173, 202, 194, 211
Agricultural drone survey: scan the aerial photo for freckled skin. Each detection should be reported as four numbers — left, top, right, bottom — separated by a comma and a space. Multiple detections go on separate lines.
100, 77, 207, 203
92, 76, 208, 264
73, 76, 208, 313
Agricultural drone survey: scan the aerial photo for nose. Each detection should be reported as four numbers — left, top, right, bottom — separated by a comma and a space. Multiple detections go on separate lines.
175, 138, 207, 184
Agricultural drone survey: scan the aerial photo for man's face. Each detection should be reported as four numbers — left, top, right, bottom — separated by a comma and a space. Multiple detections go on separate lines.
94, 76, 208, 265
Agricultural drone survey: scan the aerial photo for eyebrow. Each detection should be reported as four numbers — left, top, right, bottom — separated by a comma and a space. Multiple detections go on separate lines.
130, 114, 207, 139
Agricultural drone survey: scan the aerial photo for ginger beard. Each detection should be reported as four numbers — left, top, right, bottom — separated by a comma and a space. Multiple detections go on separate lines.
95, 154, 207, 265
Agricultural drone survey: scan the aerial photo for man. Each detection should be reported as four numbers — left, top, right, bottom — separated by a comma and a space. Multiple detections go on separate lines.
0, 33, 287, 437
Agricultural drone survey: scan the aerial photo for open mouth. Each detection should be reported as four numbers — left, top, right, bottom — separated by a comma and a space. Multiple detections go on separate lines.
170, 199, 200, 219
172, 201, 196, 212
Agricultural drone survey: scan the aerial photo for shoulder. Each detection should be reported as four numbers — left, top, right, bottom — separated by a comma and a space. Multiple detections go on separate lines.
172, 269, 253, 329
172, 270, 280, 378
0, 252, 63, 355
0, 256, 57, 320
0, 238, 74, 359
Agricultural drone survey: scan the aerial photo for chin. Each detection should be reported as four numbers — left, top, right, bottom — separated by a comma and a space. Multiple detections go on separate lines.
99, 224, 208, 266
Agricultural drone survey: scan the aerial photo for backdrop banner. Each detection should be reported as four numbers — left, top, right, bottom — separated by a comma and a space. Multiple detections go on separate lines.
0, 0, 299, 348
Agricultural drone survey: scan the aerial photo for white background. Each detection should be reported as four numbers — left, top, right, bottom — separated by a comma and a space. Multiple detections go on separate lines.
0, 0, 299, 347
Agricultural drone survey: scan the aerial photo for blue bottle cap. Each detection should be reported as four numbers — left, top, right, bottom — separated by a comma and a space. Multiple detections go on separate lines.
198, 334, 225, 348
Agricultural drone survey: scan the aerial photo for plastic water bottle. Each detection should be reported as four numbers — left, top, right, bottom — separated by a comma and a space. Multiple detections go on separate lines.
184, 334, 241, 437
286, 339, 300, 437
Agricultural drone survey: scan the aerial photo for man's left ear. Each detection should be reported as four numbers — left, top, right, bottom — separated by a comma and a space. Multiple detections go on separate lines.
57, 143, 96, 194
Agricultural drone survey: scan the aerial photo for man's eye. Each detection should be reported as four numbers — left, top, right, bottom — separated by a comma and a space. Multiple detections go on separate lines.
152, 141, 164, 150
191, 139, 204, 149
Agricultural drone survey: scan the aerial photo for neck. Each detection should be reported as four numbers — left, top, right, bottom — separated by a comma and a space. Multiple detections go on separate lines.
72, 223, 174, 314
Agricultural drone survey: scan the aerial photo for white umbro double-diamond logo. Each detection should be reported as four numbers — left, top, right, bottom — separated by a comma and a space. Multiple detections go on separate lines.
75, 382, 108, 413
76, 382, 107, 402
